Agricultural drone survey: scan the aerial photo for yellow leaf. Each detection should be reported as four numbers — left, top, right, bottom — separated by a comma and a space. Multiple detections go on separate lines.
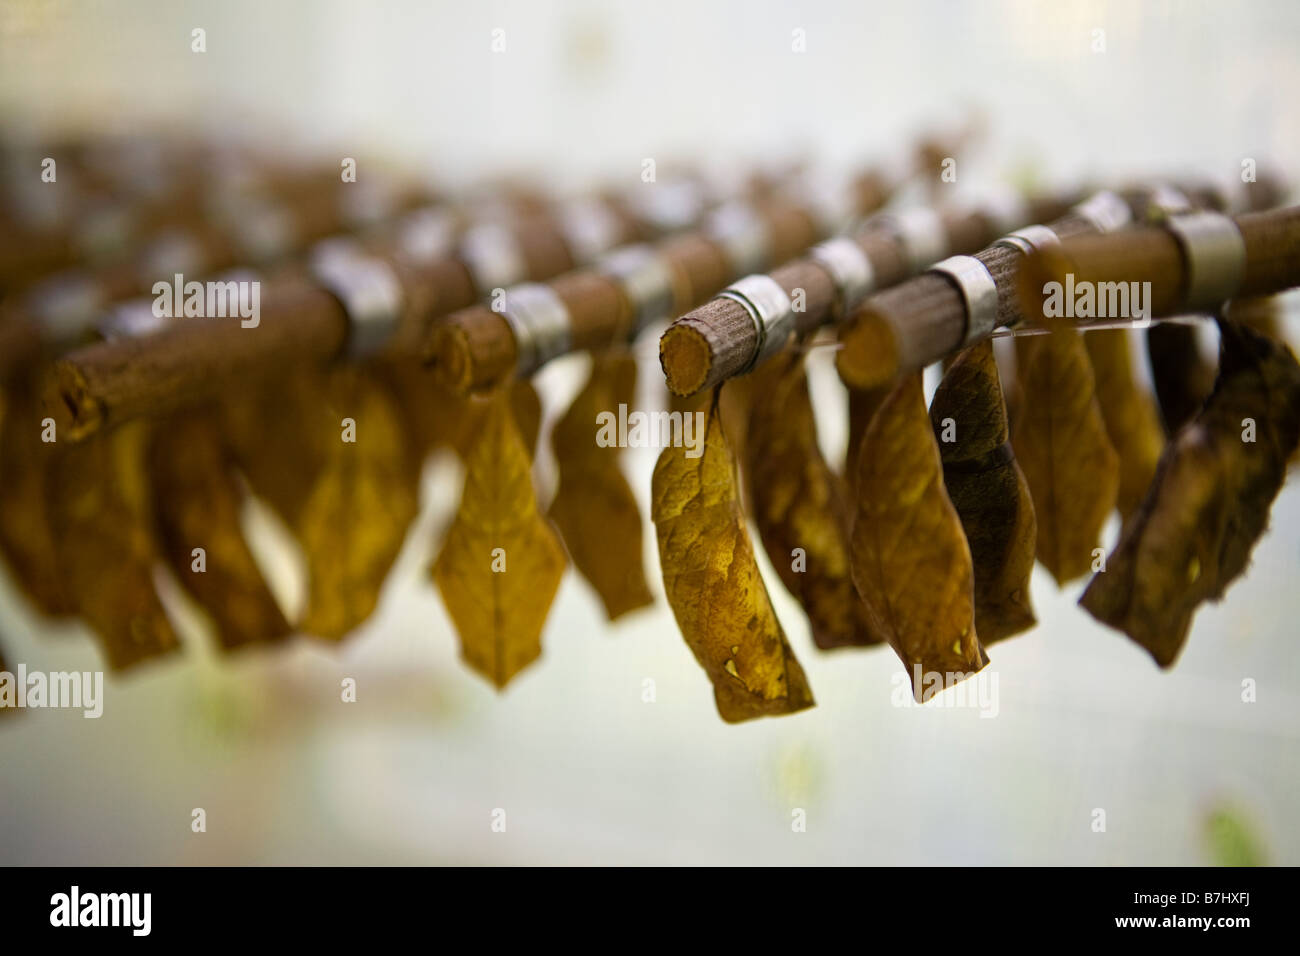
745, 352, 883, 649
549, 354, 653, 620
220, 366, 332, 530
930, 341, 1037, 643
1012, 328, 1119, 585
148, 409, 290, 650
0, 377, 74, 616
1085, 330, 1165, 521
296, 367, 421, 640
850, 373, 987, 700
50, 422, 181, 670
1081, 320, 1300, 666
652, 397, 814, 722
432, 389, 566, 687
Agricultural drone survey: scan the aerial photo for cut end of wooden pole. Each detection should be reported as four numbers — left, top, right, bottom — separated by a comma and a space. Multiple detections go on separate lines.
49, 361, 105, 443
660, 322, 713, 397
426, 322, 475, 394
835, 312, 901, 390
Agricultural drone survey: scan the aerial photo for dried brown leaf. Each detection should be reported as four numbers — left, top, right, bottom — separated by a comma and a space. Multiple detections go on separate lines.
0, 377, 73, 616
1086, 329, 1166, 520
1147, 323, 1215, 437
296, 367, 421, 640
845, 383, 889, 482
549, 354, 653, 620
148, 409, 290, 650
930, 341, 1037, 644
1012, 327, 1119, 585
652, 397, 814, 722
50, 422, 181, 670
432, 389, 566, 688
745, 352, 883, 649
220, 365, 331, 529
1081, 320, 1300, 666
849, 373, 987, 700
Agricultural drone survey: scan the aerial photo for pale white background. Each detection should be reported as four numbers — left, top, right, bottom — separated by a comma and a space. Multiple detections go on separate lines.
1, 0, 1298, 864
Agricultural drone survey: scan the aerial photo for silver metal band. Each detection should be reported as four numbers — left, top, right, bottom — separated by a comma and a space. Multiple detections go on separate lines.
706, 201, 769, 276
1144, 184, 1194, 223
232, 201, 297, 263
596, 244, 675, 339
992, 224, 1062, 258
398, 207, 457, 265
27, 273, 105, 342
784, 173, 856, 236
630, 179, 705, 234
460, 222, 527, 294
498, 282, 572, 375
808, 237, 875, 316
1165, 211, 1246, 311
717, 274, 795, 371
136, 230, 206, 286
99, 299, 169, 341
873, 207, 948, 274
559, 198, 623, 265
929, 255, 1000, 346
1073, 190, 1132, 234
310, 240, 405, 357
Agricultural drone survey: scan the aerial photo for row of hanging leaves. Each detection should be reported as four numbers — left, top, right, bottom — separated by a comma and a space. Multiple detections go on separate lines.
0, 314, 1297, 724
650, 315, 1300, 721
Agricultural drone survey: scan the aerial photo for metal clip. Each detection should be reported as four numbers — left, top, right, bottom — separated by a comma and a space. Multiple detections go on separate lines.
1165, 211, 1246, 311
929, 255, 1000, 346
717, 274, 795, 371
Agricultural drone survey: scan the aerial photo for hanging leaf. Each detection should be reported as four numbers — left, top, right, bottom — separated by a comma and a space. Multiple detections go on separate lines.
1085, 330, 1166, 521
850, 373, 987, 700
745, 352, 883, 649
50, 422, 181, 670
1080, 320, 1300, 666
844, 383, 889, 482
432, 388, 566, 688
930, 341, 1037, 644
652, 395, 814, 722
549, 353, 654, 620
220, 365, 332, 530
1012, 328, 1119, 585
296, 366, 421, 640
148, 409, 291, 650
1147, 323, 1215, 437
448, 380, 542, 461
0, 377, 74, 616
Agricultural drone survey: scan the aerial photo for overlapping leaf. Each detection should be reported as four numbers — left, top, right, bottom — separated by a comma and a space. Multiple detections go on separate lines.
296, 366, 422, 639
49, 422, 181, 670
148, 409, 290, 650
1012, 328, 1119, 585
849, 373, 987, 700
930, 341, 1037, 644
745, 352, 882, 649
1081, 320, 1300, 666
652, 396, 814, 722
432, 389, 566, 688
1085, 330, 1165, 521
220, 365, 332, 530
549, 353, 653, 620
0, 377, 74, 616
1147, 323, 1215, 437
